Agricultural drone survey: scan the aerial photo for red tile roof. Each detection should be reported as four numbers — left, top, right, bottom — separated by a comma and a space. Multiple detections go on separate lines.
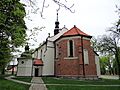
33, 59, 43, 66
63, 25, 91, 37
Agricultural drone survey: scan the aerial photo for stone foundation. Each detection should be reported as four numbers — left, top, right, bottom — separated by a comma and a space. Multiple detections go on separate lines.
56, 75, 99, 80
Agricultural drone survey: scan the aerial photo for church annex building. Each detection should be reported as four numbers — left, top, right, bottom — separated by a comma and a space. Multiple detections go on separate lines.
17, 15, 100, 79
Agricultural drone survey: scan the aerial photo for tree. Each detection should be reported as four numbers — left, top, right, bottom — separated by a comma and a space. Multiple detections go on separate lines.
91, 37, 101, 52
0, 38, 11, 74
91, 6, 120, 78
100, 55, 114, 75
91, 37, 115, 75
113, 57, 119, 75
97, 29, 120, 79
0, 0, 27, 74
100, 56, 109, 75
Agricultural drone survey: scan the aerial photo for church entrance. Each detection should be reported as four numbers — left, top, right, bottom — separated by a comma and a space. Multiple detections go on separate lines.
35, 68, 39, 77
33, 59, 43, 77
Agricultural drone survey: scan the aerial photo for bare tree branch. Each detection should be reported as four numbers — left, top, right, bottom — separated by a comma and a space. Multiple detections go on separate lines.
24, 0, 75, 19
53, 0, 75, 13
40, 0, 49, 19
26, 26, 45, 44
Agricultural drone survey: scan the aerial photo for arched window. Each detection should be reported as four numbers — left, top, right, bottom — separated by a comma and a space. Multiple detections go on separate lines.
69, 40, 74, 57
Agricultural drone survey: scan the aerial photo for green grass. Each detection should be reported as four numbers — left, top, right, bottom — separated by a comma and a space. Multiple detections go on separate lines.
42, 77, 120, 90
47, 85, 120, 90
0, 75, 30, 90
42, 77, 120, 85
12, 76, 32, 83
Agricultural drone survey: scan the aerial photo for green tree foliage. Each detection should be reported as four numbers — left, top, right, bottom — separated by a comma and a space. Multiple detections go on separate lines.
100, 55, 114, 75
0, 0, 27, 74
91, 37, 117, 75
97, 26, 120, 79
99, 56, 108, 75
91, 6, 120, 78
0, 38, 11, 74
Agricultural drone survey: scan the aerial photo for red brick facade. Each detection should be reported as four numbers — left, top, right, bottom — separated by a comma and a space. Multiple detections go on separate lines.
55, 36, 97, 78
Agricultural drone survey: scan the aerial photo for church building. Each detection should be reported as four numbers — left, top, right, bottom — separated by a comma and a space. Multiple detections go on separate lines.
17, 13, 100, 79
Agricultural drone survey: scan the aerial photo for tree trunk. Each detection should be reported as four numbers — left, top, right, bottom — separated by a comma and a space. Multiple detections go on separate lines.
115, 53, 120, 80
12, 65, 14, 75
1, 65, 5, 75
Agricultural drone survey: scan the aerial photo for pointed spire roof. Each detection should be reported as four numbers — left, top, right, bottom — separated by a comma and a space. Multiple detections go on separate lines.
54, 12, 60, 35
55, 12, 59, 27
63, 25, 92, 38
56, 12, 58, 21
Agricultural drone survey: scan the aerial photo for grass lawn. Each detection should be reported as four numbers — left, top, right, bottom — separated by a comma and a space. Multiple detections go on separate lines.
42, 77, 120, 85
47, 85, 120, 90
42, 77, 120, 90
0, 75, 30, 90
12, 76, 32, 83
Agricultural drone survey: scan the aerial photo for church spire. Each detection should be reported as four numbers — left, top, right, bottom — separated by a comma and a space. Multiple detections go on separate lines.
54, 12, 60, 35
56, 12, 58, 21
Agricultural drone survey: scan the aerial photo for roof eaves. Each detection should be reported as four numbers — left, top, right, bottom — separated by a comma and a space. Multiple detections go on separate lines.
54, 34, 92, 42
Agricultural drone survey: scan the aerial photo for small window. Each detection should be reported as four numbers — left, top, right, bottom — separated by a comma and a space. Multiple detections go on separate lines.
41, 50, 42, 59
21, 61, 24, 64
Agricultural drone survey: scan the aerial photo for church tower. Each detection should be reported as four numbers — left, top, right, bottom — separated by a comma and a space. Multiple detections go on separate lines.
54, 12, 59, 35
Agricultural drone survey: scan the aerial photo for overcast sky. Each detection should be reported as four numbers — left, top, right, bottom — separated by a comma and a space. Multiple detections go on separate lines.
11, 0, 120, 65
23, 0, 120, 49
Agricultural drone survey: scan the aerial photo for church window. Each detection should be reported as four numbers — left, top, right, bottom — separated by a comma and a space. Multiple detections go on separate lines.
36, 49, 38, 58
41, 50, 42, 59
83, 49, 89, 64
68, 40, 74, 57
56, 44, 59, 58
21, 61, 24, 64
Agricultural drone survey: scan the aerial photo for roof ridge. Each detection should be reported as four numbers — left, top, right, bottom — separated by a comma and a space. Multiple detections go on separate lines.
74, 26, 80, 35
63, 25, 91, 37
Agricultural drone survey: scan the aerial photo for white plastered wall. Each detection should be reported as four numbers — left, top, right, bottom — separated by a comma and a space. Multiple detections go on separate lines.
95, 55, 101, 77
17, 58, 32, 76
31, 27, 68, 76
42, 41, 54, 76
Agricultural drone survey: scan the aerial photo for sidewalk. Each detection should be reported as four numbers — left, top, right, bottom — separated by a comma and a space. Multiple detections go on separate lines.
5, 76, 47, 90
29, 77, 47, 90
100, 75, 119, 80
5, 76, 31, 85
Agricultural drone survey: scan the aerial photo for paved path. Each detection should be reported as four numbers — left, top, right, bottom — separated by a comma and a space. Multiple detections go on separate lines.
5, 76, 47, 90
5, 76, 31, 85
100, 75, 119, 80
29, 77, 47, 90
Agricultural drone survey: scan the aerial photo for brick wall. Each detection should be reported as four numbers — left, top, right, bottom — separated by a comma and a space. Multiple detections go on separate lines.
55, 36, 97, 77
